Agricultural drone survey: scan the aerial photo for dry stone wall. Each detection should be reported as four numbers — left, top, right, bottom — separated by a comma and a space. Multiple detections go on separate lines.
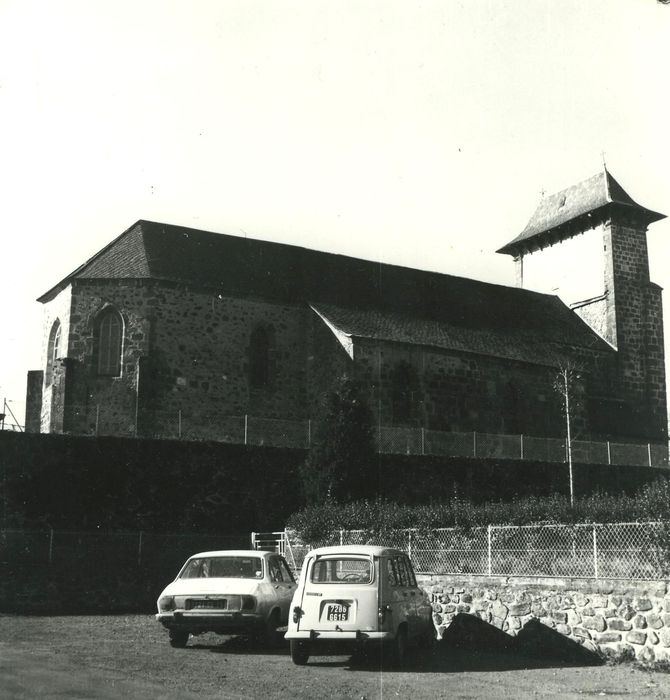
419, 573, 670, 662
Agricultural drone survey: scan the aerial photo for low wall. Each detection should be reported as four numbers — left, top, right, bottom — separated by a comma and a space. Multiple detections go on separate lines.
418, 574, 670, 663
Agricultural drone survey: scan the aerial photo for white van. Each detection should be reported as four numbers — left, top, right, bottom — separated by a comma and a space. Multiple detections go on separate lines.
285, 545, 434, 666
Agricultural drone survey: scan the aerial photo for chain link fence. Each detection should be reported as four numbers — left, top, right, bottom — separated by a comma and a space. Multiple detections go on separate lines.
283, 522, 670, 581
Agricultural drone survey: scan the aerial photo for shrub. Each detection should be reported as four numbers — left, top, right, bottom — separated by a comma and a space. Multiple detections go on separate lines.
286, 478, 670, 542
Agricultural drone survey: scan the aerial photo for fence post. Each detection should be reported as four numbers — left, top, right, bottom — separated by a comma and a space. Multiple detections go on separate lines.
487, 525, 492, 576
95, 405, 100, 436
648, 443, 652, 467
607, 441, 611, 465
339, 529, 344, 546
244, 414, 248, 445
138, 531, 143, 567
408, 530, 413, 561
520, 434, 524, 460
48, 528, 54, 564
593, 525, 598, 579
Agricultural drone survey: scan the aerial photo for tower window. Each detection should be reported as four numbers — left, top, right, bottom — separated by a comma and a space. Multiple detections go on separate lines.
96, 308, 123, 376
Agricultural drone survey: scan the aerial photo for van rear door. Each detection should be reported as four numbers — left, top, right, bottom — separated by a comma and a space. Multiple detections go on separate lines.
296, 554, 379, 633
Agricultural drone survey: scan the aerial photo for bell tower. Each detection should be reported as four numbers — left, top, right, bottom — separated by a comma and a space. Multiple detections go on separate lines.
497, 168, 667, 442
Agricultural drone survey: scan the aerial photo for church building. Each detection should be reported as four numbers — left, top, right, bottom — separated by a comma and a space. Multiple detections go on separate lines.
25, 169, 667, 452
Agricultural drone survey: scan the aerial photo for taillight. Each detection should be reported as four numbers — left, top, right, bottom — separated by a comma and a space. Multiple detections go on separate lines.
158, 596, 175, 612
292, 606, 303, 623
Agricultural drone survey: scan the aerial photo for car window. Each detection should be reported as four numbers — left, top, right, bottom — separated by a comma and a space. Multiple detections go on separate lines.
393, 556, 411, 587
311, 557, 373, 584
386, 558, 400, 587
404, 556, 417, 587
180, 556, 264, 579
269, 557, 284, 582
278, 557, 295, 583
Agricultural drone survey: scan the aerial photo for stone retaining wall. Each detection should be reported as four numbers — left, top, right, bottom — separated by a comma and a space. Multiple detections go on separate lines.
418, 574, 670, 662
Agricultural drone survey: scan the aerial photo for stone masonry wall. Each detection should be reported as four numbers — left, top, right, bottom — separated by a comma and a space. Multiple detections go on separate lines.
352, 339, 605, 438
607, 221, 667, 441
46, 279, 336, 436
419, 573, 670, 662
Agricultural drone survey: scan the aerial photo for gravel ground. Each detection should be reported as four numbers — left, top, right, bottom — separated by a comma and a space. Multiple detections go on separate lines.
1, 614, 670, 699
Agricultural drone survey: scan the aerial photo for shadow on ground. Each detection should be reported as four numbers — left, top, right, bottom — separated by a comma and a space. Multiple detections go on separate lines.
187, 613, 603, 673
347, 614, 602, 673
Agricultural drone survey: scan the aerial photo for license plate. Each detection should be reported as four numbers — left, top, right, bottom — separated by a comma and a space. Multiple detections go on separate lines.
326, 603, 349, 621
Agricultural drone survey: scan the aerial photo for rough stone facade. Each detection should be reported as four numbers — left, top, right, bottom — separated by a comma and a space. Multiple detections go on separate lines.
420, 573, 670, 662
35, 275, 619, 441
37, 279, 350, 437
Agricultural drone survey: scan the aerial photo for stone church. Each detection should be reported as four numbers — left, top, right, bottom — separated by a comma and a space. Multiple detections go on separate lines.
25, 168, 667, 449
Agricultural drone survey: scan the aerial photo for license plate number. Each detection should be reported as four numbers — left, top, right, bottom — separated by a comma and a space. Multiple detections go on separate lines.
327, 603, 349, 621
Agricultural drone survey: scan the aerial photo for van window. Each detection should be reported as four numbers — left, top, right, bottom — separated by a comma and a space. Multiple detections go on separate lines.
388, 556, 416, 587
311, 557, 373, 584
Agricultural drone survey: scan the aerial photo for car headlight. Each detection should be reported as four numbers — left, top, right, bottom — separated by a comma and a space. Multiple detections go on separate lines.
241, 596, 256, 611
158, 596, 175, 612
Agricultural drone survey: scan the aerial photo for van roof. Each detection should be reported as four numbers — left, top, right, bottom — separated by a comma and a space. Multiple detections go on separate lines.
306, 545, 405, 558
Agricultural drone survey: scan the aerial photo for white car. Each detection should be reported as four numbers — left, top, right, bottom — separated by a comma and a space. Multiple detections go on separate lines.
285, 545, 434, 666
156, 549, 296, 648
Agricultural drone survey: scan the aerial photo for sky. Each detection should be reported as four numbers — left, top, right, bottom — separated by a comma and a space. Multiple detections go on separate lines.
1, 0, 669, 427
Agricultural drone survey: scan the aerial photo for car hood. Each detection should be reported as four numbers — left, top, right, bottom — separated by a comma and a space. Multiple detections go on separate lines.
159, 578, 262, 598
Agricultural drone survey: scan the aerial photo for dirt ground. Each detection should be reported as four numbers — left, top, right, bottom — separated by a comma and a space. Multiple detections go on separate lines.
1, 614, 670, 699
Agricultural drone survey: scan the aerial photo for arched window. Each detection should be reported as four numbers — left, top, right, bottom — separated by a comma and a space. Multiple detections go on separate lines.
96, 307, 123, 376
248, 326, 273, 389
45, 320, 62, 385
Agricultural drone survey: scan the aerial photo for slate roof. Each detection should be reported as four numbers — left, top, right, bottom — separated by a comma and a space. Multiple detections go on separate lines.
38, 219, 612, 365
497, 169, 665, 257
310, 301, 605, 367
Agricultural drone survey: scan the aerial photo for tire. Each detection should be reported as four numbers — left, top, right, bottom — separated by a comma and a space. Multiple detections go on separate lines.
290, 639, 310, 665
168, 629, 189, 648
388, 627, 407, 668
264, 610, 281, 647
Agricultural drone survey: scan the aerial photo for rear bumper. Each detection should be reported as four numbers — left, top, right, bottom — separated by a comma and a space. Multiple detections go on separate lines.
156, 611, 263, 633
285, 630, 392, 642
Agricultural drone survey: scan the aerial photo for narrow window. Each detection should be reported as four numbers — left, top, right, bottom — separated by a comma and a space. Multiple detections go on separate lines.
46, 320, 62, 385
248, 326, 273, 389
96, 308, 123, 376
391, 361, 415, 424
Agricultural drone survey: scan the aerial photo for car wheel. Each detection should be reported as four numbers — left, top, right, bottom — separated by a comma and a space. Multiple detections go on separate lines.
290, 639, 310, 665
388, 627, 407, 668
264, 609, 281, 647
168, 629, 189, 648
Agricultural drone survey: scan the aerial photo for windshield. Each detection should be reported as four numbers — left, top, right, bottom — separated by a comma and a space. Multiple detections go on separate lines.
310, 557, 373, 584
179, 556, 264, 579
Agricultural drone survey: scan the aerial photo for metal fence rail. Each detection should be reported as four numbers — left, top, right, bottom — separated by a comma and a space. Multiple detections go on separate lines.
59, 404, 669, 468
0, 529, 248, 568
284, 522, 670, 580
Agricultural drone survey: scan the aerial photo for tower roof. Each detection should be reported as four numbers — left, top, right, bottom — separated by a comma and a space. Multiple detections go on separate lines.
497, 169, 665, 257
